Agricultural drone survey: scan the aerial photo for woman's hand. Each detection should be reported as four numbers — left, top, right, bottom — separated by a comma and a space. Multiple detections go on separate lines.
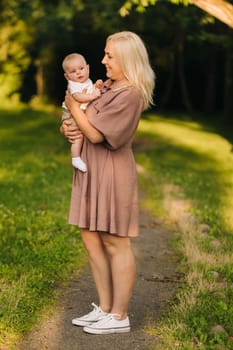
60, 119, 82, 144
65, 89, 80, 112
62, 89, 105, 145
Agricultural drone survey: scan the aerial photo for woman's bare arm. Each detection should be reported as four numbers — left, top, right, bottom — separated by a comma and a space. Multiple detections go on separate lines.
60, 119, 83, 143
65, 90, 104, 144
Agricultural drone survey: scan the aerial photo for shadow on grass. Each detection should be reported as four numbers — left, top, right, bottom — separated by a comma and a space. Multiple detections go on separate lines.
135, 115, 233, 238
144, 109, 233, 145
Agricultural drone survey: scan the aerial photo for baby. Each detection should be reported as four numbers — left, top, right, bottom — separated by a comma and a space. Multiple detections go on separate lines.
62, 53, 102, 172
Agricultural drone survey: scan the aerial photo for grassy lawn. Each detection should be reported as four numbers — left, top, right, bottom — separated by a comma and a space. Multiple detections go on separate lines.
1, 107, 233, 349
135, 114, 233, 350
0, 106, 87, 348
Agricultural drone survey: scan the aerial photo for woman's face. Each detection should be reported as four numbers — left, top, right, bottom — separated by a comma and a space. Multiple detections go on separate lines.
102, 40, 125, 81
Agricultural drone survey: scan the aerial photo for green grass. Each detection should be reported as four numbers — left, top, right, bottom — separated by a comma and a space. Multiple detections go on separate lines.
0, 106, 86, 348
1, 107, 233, 349
135, 114, 233, 350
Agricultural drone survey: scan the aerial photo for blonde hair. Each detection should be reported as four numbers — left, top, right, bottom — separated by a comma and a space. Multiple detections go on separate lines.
62, 53, 87, 72
106, 31, 155, 110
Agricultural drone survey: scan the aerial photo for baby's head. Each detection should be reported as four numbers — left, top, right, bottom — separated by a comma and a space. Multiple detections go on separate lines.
62, 53, 90, 83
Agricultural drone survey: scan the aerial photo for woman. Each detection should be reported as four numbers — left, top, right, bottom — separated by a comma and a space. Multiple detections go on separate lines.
61, 31, 155, 334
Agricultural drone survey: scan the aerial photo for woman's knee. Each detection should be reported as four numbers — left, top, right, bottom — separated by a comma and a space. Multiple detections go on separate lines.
101, 234, 131, 257
81, 230, 104, 257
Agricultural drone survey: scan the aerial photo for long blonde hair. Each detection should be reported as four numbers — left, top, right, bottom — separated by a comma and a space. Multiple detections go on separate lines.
106, 31, 155, 111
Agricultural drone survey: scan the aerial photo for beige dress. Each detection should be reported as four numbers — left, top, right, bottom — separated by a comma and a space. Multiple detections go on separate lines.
68, 80, 144, 237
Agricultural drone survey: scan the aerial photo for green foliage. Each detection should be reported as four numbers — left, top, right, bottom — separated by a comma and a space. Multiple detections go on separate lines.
170, 0, 191, 5
0, 107, 86, 347
119, 0, 157, 16
0, 0, 232, 119
0, 8, 32, 103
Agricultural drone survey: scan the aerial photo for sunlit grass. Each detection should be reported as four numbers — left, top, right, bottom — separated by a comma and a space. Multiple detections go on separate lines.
137, 114, 233, 231
135, 113, 233, 350
0, 107, 87, 348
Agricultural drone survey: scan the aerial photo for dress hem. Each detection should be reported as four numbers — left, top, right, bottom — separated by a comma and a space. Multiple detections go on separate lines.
68, 222, 139, 237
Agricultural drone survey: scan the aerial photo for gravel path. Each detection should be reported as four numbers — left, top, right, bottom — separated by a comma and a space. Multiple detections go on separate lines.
18, 209, 181, 350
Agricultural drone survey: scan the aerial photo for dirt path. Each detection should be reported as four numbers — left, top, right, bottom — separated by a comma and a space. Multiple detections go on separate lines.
18, 209, 181, 350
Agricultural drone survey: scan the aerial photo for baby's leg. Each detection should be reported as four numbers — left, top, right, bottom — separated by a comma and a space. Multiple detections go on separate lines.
71, 135, 87, 172
71, 136, 83, 158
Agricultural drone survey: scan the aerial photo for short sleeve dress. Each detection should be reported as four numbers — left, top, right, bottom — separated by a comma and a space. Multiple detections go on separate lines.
68, 80, 144, 237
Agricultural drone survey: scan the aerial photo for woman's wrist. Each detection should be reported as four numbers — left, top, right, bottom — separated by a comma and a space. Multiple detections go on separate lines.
60, 124, 64, 134
70, 105, 85, 125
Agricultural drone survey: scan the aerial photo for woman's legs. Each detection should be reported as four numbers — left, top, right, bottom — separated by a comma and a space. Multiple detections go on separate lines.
101, 234, 136, 320
80, 229, 113, 313
81, 230, 136, 321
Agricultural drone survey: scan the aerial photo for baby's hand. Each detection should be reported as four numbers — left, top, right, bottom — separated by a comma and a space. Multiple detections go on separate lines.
95, 79, 104, 89
92, 88, 101, 98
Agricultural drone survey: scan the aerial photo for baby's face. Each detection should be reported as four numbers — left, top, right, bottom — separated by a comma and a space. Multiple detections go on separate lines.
65, 57, 90, 83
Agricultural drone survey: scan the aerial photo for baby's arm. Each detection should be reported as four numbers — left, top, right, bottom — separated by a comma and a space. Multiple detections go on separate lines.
72, 88, 100, 104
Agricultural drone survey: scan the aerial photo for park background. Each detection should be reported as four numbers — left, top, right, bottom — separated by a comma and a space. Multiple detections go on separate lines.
1, 1, 233, 349
1, 0, 233, 120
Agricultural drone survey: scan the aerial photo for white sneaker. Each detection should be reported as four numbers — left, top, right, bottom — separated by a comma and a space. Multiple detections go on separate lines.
72, 157, 87, 172
72, 303, 108, 327
83, 314, 131, 334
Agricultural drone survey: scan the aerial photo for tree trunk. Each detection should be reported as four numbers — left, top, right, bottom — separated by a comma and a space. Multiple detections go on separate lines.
223, 43, 233, 122
203, 47, 218, 114
35, 58, 44, 101
160, 51, 176, 109
177, 34, 193, 113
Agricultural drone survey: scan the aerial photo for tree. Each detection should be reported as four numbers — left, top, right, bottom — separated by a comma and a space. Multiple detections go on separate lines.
0, 0, 231, 120
191, 0, 233, 28
119, 0, 233, 28
120, 0, 233, 121
0, 0, 33, 104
